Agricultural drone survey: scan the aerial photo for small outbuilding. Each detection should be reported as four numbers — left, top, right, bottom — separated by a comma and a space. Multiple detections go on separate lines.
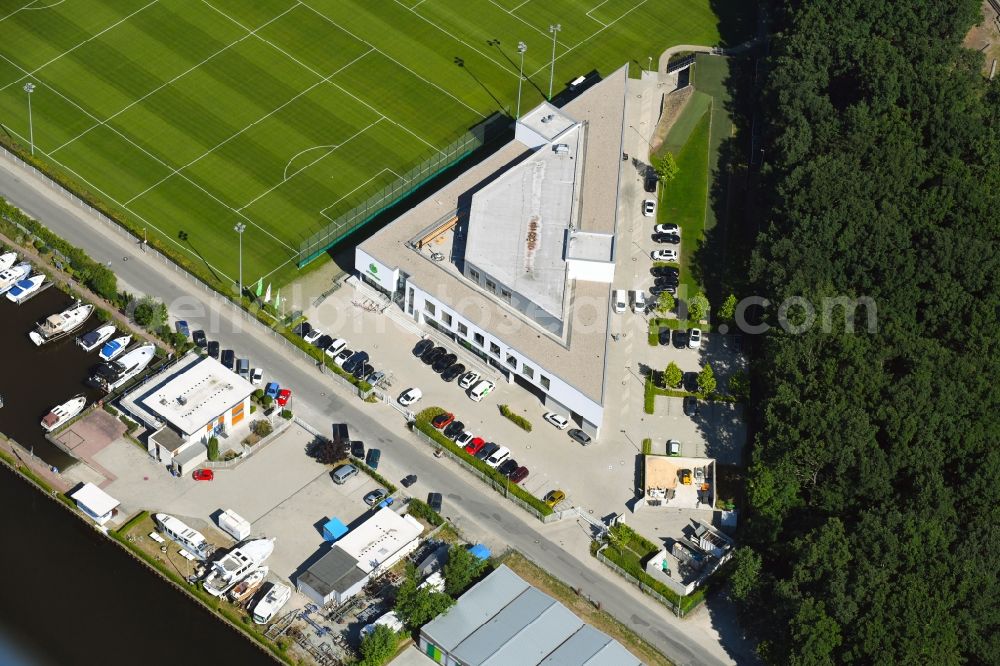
70, 483, 120, 526
322, 517, 348, 542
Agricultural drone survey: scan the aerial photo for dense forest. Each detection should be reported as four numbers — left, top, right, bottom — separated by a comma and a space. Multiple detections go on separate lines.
736, 0, 1000, 663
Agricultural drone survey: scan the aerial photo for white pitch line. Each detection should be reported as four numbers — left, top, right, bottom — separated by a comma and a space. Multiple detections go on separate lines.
0, 0, 159, 94
23, 0, 65, 10
240, 118, 384, 212
509, 0, 533, 11
586, 0, 614, 24
484, 0, 570, 45
319, 167, 399, 219
50, 2, 301, 155
0, 0, 37, 23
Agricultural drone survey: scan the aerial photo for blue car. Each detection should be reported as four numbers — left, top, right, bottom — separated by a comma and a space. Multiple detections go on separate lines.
175, 320, 190, 338
264, 382, 280, 399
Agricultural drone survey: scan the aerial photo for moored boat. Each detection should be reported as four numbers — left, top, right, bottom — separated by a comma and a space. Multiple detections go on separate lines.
40, 394, 87, 432
0, 251, 17, 272
252, 582, 291, 625
204, 538, 275, 597
89, 343, 155, 392
99, 335, 131, 361
0, 263, 31, 295
229, 566, 268, 604
29, 301, 94, 346
5, 275, 45, 304
77, 324, 116, 352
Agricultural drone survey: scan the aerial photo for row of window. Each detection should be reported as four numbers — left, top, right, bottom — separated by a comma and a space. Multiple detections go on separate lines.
422, 297, 550, 390
468, 268, 512, 303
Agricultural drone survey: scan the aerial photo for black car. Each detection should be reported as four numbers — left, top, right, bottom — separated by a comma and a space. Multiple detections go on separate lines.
683, 371, 699, 393
673, 329, 688, 348
314, 334, 333, 350
293, 322, 312, 338
365, 448, 381, 469
650, 266, 679, 279
655, 274, 680, 286
652, 233, 680, 245
441, 363, 466, 382
422, 346, 446, 365
649, 283, 677, 296
207, 340, 220, 359
221, 349, 235, 370
413, 339, 433, 357
351, 440, 365, 459
568, 429, 592, 446
427, 492, 443, 512
353, 362, 374, 380
497, 459, 518, 477
401, 474, 417, 488
443, 421, 465, 439
476, 442, 500, 460
432, 353, 458, 373
683, 396, 700, 416
343, 351, 369, 374
658, 327, 671, 346
193, 330, 207, 348
644, 172, 658, 193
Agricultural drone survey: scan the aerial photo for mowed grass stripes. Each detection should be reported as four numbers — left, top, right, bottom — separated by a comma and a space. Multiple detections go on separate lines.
0, 0, 742, 287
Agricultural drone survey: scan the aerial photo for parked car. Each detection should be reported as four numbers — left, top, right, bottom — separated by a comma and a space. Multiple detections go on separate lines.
432, 412, 454, 429
683, 396, 700, 416
642, 199, 655, 217
654, 223, 680, 235
651, 249, 678, 261
468, 380, 495, 402
343, 351, 369, 374
264, 382, 280, 399
441, 363, 466, 382
192, 469, 214, 481
192, 329, 207, 348
667, 439, 681, 456
476, 442, 499, 461
443, 421, 465, 439
509, 466, 529, 484
331, 464, 358, 484
365, 448, 381, 469
464, 437, 486, 456
326, 338, 348, 357
293, 322, 312, 338
655, 273, 680, 286
276, 389, 291, 407
432, 353, 458, 373
303, 328, 322, 345
497, 459, 518, 477
543, 412, 570, 430
644, 172, 657, 193
364, 489, 388, 506
314, 334, 334, 351
650, 265, 679, 279
658, 327, 671, 346
485, 446, 510, 468
683, 371, 699, 392
422, 346, 446, 365
649, 283, 677, 297
250, 367, 263, 385
688, 328, 702, 349
652, 233, 680, 245
413, 339, 433, 357
455, 431, 474, 448
458, 371, 480, 389
207, 340, 220, 359
401, 474, 417, 488
367, 371, 385, 386
353, 362, 374, 381
672, 330, 689, 348
175, 320, 190, 338
632, 290, 646, 313
568, 429, 592, 446
612, 289, 627, 314
544, 490, 566, 507
334, 349, 353, 366
237, 358, 250, 380
351, 440, 365, 459
221, 349, 235, 370
398, 388, 423, 406
427, 492, 443, 512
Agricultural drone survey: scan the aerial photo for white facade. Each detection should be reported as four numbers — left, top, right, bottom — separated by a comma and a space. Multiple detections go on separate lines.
356, 247, 400, 295
70, 483, 119, 526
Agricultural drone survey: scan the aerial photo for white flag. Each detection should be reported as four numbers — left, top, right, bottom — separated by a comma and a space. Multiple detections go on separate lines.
263, 283, 271, 303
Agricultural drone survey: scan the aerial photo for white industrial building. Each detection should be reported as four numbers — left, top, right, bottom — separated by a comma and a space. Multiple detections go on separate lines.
70, 482, 120, 526
119, 352, 254, 474
297, 509, 423, 606
355, 66, 631, 436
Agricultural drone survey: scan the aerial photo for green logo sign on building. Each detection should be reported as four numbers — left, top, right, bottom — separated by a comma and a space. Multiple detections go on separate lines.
368, 263, 378, 275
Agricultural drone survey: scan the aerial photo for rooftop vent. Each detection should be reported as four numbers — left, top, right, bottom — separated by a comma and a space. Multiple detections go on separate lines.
553, 143, 569, 155
177, 395, 187, 406
541, 114, 555, 124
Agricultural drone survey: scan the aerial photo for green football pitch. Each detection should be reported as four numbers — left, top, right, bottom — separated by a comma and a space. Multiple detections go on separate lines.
0, 0, 742, 288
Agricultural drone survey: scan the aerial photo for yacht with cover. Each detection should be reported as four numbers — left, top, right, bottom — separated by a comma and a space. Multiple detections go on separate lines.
40, 395, 87, 432
252, 582, 291, 624
99, 335, 132, 361
29, 301, 94, 346
203, 538, 275, 597
0, 251, 17, 272
229, 566, 268, 604
0, 262, 31, 295
6, 275, 45, 304
77, 324, 116, 352
154, 513, 210, 561
89, 343, 155, 392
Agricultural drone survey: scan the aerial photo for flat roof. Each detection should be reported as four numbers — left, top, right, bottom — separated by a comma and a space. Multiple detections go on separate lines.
359, 66, 630, 404
70, 482, 119, 517
149, 425, 186, 453
298, 546, 366, 597
460, 589, 581, 665
519, 102, 578, 142
541, 625, 642, 666
566, 231, 614, 263
138, 355, 253, 436
336, 509, 423, 574
174, 443, 207, 466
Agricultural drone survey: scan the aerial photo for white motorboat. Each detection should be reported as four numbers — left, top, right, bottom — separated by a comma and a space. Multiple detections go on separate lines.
0, 263, 31, 295
77, 324, 116, 352
252, 582, 291, 624
5, 275, 45, 304
229, 566, 268, 604
203, 538, 275, 597
154, 513, 210, 561
89, 343, 155, 392
99, 335, 131, 361
0, 252, 17, 272
29, 301, 94, 346
40, 394, 87, 432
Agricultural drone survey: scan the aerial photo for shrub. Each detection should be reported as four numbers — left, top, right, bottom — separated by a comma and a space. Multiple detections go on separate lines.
406, 498, 444, 526
697, 364, 717, 396
498, 404, 532, 432
651, 152, 679, 182
132, 296, 167, 329
119, 415, 139, 434
311, 439, 349, 465
663, 362, 682, 388
444, 544, 488, 597
279, 409, 292, 420
207, 437, 219, 462
686, 293, 709, 322
358, 624, 399, 666
251, 419, 272, 437
642, 438, 652, 455
252, 389, 264, 402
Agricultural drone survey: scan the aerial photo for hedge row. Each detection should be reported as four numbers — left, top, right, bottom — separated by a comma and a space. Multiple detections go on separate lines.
498, 404, 532, 432
406, 498, 445, 526
414, 407, 553, 516
350, 457, 398, 494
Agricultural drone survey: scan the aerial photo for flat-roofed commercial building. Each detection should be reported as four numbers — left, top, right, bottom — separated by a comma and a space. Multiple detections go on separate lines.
356, 66, 630, 436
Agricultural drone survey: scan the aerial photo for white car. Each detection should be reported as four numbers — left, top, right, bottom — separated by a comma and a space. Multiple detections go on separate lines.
632, 290, 646, 313
651, 249, 678, 262
455, 431, 474, 448
468, 380, 495, 402
667, 439, 681, 455
688, 328, 702, 349
612, 289, 627, 314
543, 412, 569, 430
654, 223, 679, 235
642, 199, 655, 217
398, 388, 423, 406
334, 349, 354, 366
485, 445, 510, 468
324, 338, 347, 358
458, 371, 480, 390
303, 328, 322, 344
250, 368, 264, 385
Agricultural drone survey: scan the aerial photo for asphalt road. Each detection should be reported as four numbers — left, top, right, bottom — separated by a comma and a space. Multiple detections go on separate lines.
0, 155, 751, 666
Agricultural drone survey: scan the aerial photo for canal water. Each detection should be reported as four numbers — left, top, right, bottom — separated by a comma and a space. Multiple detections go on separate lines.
0, 286, 107, 470
0, 465, 276, 665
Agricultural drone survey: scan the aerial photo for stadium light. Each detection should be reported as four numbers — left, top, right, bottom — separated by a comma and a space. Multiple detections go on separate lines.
23, 82, 35, 156
234, 222, 246, 296
516, 41, 527, 121
548, 24, 561, 100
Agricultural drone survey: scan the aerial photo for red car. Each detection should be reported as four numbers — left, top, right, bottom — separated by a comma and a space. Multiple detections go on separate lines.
432, 412, 454, 429
192, 469, 214, 481
509, 466, 529, 484
464, 437, 485, 455
277, 388, 292, 407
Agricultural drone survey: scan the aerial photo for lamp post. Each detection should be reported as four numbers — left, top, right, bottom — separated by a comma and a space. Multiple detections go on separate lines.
548, 24, 561, 100
234, 222, 246, 296
647, 56, 653, 72
23, 82, 35, 155
515, 41, 527, 120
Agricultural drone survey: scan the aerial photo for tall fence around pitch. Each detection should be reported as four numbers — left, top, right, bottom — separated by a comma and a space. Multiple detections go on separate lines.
296, 113, 510, 268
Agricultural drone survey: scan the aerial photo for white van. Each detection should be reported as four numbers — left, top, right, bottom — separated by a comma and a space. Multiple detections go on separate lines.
485, 445, 510, 468
632, 290, 646, 313
612, 290, 627, 313
468, 380, 495, 402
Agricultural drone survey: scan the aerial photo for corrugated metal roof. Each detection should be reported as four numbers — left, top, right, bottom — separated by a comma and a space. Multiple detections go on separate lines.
453, 587, 561, 663
480, 599, 583, 666
540, 624, 643, 666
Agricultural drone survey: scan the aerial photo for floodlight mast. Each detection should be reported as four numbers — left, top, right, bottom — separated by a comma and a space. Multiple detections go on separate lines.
548, 24, 561, 100
516, 41, 527, 121
234, 222, 246, 295
23, 82, 36, 155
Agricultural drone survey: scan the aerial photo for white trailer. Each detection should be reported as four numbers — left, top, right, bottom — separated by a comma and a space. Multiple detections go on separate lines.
218, 509, 251, 541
